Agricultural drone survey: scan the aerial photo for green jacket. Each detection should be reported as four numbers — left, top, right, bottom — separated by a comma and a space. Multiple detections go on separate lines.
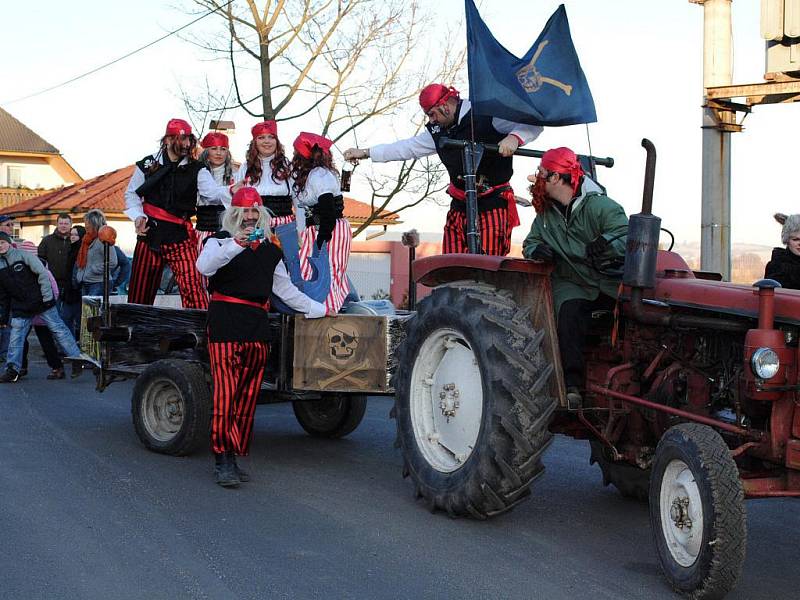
522, 178, 628, 316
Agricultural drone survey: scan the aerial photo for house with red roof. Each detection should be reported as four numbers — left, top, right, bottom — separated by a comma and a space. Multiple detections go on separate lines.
0, 107, 82, 213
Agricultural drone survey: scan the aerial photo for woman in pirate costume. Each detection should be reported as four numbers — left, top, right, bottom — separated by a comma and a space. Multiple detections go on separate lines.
231, 121, 294, 228
196, 186, 326, 488
291, 132, 352, 314
196, 131, 235, 247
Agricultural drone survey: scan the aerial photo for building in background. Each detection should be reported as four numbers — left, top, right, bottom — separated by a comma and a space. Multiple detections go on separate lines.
0, 107, 82, 213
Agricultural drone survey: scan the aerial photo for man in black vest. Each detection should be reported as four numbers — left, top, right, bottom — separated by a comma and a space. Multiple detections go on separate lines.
124, 118, 229, 309
196, 187, 326, 487
344, 83, 542, 255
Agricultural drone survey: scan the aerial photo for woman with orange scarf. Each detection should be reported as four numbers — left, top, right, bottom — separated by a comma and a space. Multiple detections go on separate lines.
74, 209, 117, 297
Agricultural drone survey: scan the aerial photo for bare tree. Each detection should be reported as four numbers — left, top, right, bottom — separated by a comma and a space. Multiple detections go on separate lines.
182, 0, 466, 229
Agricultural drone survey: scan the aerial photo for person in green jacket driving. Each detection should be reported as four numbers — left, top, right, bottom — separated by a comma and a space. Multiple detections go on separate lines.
522, 147, 628, 409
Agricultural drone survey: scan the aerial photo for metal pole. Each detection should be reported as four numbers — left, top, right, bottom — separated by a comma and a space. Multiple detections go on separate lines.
462, 143, 481, 254
102, 242, 111, 327
695, 0, 733, 280
407, 246, 416, 310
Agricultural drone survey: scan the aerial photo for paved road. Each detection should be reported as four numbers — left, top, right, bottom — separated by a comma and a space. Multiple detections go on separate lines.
0, 358, 797, 600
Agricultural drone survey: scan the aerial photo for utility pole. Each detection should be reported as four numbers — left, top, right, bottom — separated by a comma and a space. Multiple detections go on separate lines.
691, 0, 800, 280
691, 0, 734, 280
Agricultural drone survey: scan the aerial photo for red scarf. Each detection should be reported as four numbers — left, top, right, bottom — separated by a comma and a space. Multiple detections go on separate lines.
75, 230, 97, 269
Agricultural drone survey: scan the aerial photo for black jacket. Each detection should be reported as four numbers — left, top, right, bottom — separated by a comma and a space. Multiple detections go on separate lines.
764, 247, 800, 290
0, 247, 53, 323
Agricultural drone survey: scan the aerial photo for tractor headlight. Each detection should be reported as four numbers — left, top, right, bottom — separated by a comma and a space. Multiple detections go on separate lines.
751, 347, 780, 380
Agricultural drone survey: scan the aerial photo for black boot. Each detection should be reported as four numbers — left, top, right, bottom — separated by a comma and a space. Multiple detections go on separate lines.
227, 451, 250, 482
0, 366, 20, 383
213, 452, 240, 488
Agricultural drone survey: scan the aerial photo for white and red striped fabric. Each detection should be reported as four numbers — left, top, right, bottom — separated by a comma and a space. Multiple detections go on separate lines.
299, 218, 351, 313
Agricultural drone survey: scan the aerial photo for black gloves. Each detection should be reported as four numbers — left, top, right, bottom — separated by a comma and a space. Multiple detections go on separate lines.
586, 236, 611, 260
315, 193, 336, 250
41, 298, 56, 311
530, 243, 555, 261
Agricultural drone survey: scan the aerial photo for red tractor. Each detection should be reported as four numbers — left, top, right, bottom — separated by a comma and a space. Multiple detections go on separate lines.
391, 139, 799, 599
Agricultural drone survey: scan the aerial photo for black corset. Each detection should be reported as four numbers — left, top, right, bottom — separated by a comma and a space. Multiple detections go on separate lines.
261, 195, 293, 217
195, 205, 224, 231
306, 195, 344, 226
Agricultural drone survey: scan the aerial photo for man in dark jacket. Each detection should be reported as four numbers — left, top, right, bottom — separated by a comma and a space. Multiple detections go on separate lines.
0, 232, 85, 383
38, 213, 74, 308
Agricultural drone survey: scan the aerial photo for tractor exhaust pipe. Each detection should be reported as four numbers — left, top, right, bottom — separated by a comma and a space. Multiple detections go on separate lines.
622, 139, 661, 290
625, 140, 747, 333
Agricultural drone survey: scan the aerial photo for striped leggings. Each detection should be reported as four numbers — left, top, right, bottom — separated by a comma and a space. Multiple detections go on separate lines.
128, 237, 209, 309
299, 218, 351, 313
443, 206, 510, 256
208, 340, 269, 456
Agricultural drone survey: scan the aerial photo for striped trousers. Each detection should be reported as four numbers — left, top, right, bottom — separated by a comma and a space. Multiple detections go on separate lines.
299, 218, 351, 313
208, 340, 269, 456
443, 205, 510, 256
128, 237, 209, 309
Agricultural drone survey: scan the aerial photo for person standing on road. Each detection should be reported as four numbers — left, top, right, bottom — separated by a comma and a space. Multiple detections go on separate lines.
291, 132, 351, 313
765, 213, 800, 290
124, 118, 229, 309
0, 231, 86, 383
74, 209, 117, 297
344, 83, 542, 255
196, 187, 327, 488
37, 212, 74, 314
522, 147, 628, 409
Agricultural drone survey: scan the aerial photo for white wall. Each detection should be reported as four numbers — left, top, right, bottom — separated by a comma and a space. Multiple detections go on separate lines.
0, 156, 67, 190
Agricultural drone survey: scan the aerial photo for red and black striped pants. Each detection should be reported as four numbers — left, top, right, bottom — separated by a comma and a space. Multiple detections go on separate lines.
208, 340, 269, 456
128, 237, 209, 309
443, 206, 510, 256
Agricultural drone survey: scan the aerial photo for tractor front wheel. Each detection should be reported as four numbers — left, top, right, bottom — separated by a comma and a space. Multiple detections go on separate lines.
649, 423, 746, 599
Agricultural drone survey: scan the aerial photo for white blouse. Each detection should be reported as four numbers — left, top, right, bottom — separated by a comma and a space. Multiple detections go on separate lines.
292, 167, 340, 209
233, 155, 293, 197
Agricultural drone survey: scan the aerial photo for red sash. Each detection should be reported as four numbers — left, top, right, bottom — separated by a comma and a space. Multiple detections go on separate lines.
446, 182, 520, 229
143, 203, 196, 239
211, 292, 270, 311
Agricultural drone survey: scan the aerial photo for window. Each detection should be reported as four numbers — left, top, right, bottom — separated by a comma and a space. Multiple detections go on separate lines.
7, 166, 22, 188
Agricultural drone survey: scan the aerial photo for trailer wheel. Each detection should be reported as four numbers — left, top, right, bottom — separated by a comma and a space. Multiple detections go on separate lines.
292, 394, 367, 438
393, 283, 557, 518
590, 440, 650, 501
649, 423, 746, 599
131, 359, 211, 456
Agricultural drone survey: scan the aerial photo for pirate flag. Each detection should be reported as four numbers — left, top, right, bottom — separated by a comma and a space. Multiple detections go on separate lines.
465, 1, 596, 126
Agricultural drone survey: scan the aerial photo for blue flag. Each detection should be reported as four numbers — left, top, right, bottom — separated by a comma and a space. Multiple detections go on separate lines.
466, 1, 596, 126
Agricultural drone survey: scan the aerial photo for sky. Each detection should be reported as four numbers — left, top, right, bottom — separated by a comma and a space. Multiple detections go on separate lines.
2, 0, 797, 248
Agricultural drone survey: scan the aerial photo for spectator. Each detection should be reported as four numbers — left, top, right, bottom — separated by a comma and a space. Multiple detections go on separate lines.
765, 213, 800, 290
74, 209, 117, 296
0, 231, 86, 383
60, 225, 85, 338
38, 212, 74, 313
111, 246, 131, 295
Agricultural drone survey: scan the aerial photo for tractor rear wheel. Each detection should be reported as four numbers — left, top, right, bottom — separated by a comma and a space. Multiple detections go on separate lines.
393, 282, 557, 518
649, 423, 746, 599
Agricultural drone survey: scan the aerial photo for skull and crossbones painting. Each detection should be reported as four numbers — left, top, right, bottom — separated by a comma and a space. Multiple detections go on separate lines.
312, 323, 370, 389
327, 324, 359, 361
515, 40, 573, 96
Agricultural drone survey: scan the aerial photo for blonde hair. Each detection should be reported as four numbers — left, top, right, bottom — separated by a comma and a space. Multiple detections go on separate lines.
221, 205, 272, 237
